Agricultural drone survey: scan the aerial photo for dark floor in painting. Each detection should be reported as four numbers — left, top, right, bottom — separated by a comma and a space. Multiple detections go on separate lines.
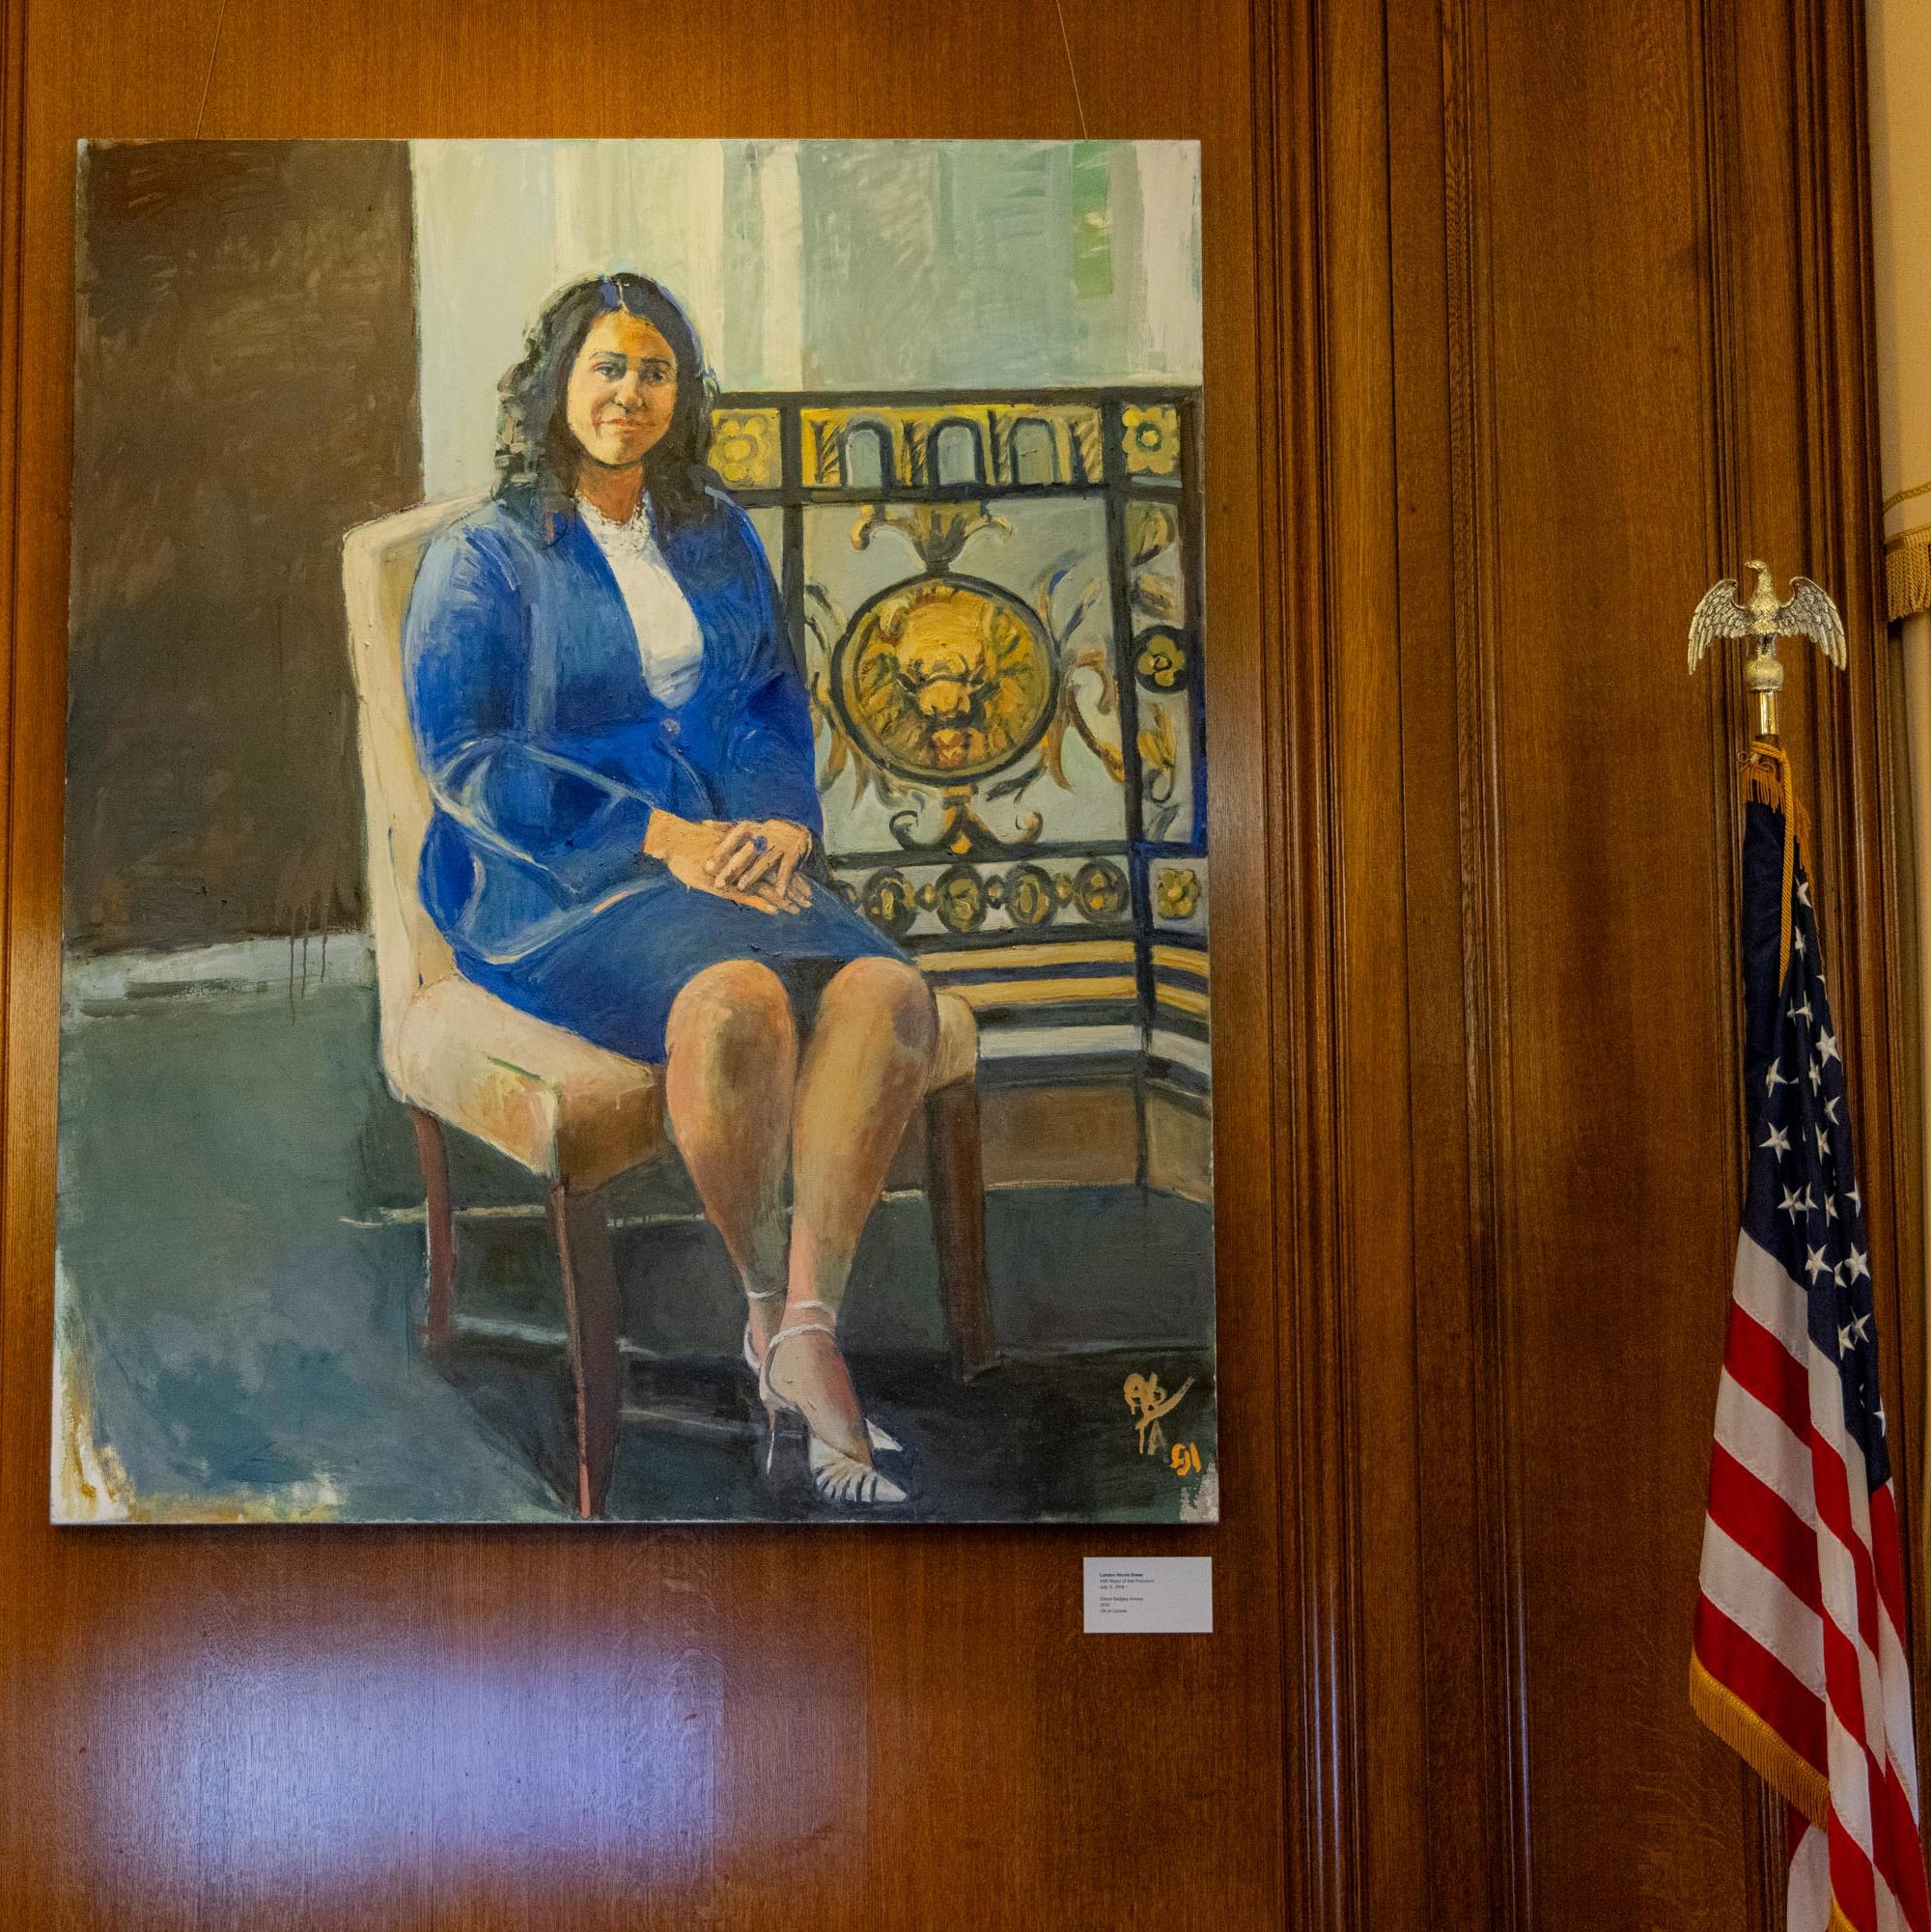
456, 1343, 1218, 1526
54, 977, 1217, 1525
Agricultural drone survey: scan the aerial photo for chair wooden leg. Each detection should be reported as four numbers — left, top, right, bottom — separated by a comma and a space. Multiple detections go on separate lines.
407, 1106, 457, 1346
925, 1075, 998, 1380
546, 1183, 623, 1520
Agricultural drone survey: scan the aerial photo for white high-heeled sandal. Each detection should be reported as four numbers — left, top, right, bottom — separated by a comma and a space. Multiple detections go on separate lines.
759, 1301, 908, 1505
743, 1290, 901, 1456
742, 1285, 785, 1381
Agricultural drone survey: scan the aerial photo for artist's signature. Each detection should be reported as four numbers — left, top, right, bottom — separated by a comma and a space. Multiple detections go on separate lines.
1122, 1370, 1197, 1467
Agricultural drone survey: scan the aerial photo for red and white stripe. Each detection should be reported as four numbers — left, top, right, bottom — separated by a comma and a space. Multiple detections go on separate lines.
1695, 1230, 1929, 1932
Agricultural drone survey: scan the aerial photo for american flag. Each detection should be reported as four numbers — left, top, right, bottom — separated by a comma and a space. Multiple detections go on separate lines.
1693, 774, 1930, 1931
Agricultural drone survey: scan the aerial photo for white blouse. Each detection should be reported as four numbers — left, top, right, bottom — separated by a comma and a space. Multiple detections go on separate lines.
576, 495, 707, 709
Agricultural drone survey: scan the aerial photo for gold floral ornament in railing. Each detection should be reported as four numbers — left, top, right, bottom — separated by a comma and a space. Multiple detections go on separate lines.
1038, 565, 1124, 792
1155, 866, 1201, 921
1135, 703, 1182, 838
1120, 404, 1181, 478
845, 856, 1133, 938
1127, 500, 1178, 566
1128, 501, 1185, 631
708, 407, 781, 490
1133, 571, 1185, 630
1134, 630, 1189, 692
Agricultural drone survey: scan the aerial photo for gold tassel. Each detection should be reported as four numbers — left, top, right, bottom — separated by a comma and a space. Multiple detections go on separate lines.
1742, 742, 1807, 987
1690, 1656, 1831, 1828
1746, 749, 1815, 850
1887, 524, 1931, 623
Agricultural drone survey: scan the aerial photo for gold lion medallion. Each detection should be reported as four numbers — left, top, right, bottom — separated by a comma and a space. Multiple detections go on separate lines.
831, 574, 1056, 785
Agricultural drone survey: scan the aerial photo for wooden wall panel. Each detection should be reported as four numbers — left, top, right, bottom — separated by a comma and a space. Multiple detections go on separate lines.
0, 5, 1305, 1929
1320, 0, 1912, 1926
0, 0, 1907, 1928
1481, 0, 1759, 1914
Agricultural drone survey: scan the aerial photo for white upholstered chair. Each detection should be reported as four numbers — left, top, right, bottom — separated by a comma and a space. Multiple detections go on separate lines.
342, 496, 993, 1519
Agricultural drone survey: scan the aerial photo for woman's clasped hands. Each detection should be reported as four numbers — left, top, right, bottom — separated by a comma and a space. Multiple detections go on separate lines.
641, 811, 814, 914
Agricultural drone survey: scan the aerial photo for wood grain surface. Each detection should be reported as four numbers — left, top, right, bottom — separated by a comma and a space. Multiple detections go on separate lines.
1316, 0, 1915, 1925
0, 4, 1293, 1930
0, 0, 1912, 1929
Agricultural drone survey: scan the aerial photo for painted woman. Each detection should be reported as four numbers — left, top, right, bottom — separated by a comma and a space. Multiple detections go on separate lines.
404, 271, 934, 1507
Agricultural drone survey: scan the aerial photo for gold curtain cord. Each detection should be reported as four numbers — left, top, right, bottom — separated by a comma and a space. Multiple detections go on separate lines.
1883, 477, 1931, 514
1888, 520, 1931, 623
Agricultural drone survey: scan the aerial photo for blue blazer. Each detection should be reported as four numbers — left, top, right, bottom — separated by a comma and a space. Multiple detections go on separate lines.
403, 490, 823, 967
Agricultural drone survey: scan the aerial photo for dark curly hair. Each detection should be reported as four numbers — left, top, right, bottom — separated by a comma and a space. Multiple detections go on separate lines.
493, 271, 719, 537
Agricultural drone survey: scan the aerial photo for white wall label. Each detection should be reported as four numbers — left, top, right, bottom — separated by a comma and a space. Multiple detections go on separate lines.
1082, 1556, 1213, 1633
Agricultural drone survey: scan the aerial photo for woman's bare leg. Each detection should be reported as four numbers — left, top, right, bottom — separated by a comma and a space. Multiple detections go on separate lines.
663, 961, 798, 1364
767, 957, 937, 1455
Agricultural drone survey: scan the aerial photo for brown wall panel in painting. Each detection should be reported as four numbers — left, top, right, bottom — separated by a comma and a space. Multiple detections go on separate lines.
66, 139, 419, 953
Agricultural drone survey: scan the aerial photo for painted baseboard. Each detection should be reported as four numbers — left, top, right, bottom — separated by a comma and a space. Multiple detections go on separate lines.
63, 930, 373, 1016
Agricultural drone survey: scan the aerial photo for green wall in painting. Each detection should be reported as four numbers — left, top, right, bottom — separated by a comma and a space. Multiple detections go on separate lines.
411, 139, 1201, 499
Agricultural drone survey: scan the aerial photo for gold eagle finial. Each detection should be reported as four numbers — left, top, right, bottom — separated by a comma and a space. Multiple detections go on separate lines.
1688, 561, 1845, 739
1688, 561, 1846, 669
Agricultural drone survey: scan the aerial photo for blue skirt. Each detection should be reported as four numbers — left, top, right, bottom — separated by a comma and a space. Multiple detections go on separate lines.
453, 873, 909, 1064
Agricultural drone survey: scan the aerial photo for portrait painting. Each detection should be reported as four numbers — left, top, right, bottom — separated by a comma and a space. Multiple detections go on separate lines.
52, 137, 1214, 1524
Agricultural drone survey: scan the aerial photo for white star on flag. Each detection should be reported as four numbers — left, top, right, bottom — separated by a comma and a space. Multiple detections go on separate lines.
1805, 1246, 1830, 1283
1764, 1124, 1792, 1159
1818, 1029, 1840, 1069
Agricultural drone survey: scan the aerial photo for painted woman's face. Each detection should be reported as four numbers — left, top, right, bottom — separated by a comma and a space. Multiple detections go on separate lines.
564, 310, 678, 471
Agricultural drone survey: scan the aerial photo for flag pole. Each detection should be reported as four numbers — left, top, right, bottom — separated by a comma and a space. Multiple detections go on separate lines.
1689, 562, 1841, 985
1747, 630, 1785, 744
1741, 610, 1801, 987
